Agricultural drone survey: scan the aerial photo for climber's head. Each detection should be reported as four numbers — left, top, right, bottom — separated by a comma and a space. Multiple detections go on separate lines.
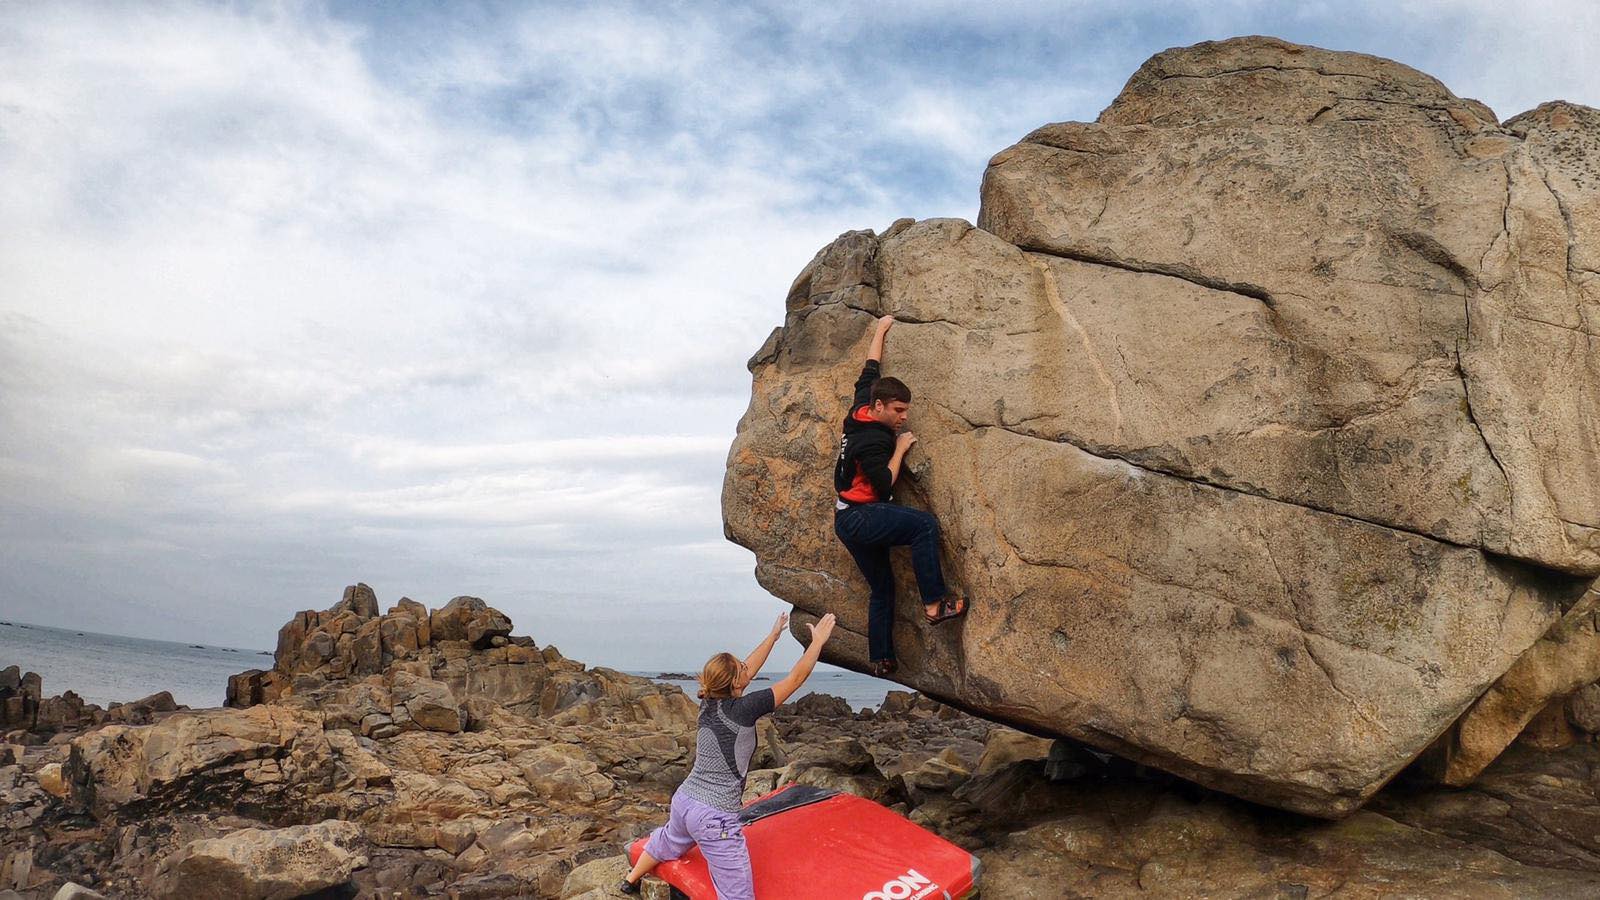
870, 377, 912, 430
697, 652, 746, 699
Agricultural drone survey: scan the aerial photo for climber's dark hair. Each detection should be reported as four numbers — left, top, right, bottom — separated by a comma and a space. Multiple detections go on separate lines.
871, 376, 911, 406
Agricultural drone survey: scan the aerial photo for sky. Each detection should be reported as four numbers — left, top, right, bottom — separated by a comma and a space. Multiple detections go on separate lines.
1, 1, 1596, 670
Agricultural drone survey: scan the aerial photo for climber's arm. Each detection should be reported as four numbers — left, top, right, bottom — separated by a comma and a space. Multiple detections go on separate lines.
851, 359, 880, 410
849, 317, 895, 410
862, 431, 918, 491
859, 444, 896, 497
741, 612, 788, 685
866, 315, 894, 363
889, 432, 915, 483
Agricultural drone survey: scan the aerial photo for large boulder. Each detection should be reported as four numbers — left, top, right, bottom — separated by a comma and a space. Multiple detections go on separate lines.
330, 583, 380, 620
390, 672, 463, 734
33, 689, 100, 734
225, 669, 287, 709
723, 37, 1600, 817
429, 596, 513, 648
106, 691, 181, 726
152, 820, 367, 900
64, 705, 337, 821
0, 668, 42, 732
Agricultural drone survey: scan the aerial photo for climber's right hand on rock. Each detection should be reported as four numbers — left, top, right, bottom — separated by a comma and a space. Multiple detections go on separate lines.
876, 315, 895, 333
896, 431, 918, 452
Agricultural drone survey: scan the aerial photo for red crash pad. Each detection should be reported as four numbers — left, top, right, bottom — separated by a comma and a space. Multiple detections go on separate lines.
628, 784, 980, 899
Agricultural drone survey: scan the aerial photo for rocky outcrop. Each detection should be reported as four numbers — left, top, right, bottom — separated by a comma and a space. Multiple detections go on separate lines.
0, 586, 699, 897
723, 36, 1600, 817
225, 583, 679, 731
0, 668, 42, 735
968, 743, 1600, 899
11, 611, 1600, 897
1, 669, 185, 744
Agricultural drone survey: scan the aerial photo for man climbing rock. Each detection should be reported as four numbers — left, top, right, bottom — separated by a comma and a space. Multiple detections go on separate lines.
833, 315, 967, 677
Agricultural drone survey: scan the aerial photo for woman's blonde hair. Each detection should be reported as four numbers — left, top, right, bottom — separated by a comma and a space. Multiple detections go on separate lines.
698, 652, 742, 699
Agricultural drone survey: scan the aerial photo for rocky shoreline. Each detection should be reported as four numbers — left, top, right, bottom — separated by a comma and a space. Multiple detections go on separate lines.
0, 585, 1598, 898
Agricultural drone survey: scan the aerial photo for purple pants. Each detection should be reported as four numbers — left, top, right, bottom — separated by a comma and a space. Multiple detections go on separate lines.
643, 790, 753, 900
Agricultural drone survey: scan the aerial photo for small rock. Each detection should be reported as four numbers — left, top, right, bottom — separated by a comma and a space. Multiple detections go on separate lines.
429, 596, 513, 648
2, 848, 32, 891
455, 842, 488, 870
1046, 739, 1108, 782
153, 820, 367, 900
879, 691, 917, 717
108, 690, 179, 725
792, 693, 853, 719
903, 748, 970, 800
560, 856, 631, 898
788, 738, 875, 774
36, 762, 67, 798
390, 672, 462, 734
1567, 682, 1600, 735
52, 884, 108, 900
976, 729, 1054, 777
332, 583, 380, 619
743, 768, 783, 803
435, 820, 479, 856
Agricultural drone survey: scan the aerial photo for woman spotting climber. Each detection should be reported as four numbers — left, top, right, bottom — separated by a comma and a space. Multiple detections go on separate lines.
833, 315, 968, 677
618, 611, 837, 898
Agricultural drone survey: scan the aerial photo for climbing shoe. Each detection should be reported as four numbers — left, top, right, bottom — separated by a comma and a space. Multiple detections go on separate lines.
923, 593, 968, 625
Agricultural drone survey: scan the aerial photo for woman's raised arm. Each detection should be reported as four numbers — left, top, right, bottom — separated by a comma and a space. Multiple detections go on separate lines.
772, 613, 836, 707
741, 611, 788, 685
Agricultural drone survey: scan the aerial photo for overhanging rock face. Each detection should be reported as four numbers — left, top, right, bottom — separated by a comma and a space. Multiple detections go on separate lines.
722, 37, 1600, 817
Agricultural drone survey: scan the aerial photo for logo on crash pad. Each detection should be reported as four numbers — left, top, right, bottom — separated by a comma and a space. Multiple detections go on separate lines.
862, 868, 939, 900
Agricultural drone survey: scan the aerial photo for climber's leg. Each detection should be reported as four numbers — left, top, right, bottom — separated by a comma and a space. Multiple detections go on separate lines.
843, 540, 897, 663
899, 506, 950, 608
850, 503, 950, 608
836, 506, 898, 662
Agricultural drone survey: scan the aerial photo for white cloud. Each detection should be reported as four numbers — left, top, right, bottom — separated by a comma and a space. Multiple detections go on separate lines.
349, 435, 727, 472
0, 1, 1595, 674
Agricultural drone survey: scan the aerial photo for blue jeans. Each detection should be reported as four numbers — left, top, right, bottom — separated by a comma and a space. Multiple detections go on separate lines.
834, 502, 949, 662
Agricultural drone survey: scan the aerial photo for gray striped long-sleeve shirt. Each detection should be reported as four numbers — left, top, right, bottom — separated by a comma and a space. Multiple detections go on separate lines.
677, 688, 777, 811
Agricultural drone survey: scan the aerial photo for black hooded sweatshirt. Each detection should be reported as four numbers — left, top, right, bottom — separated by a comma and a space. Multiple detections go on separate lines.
833, 360, 896, 504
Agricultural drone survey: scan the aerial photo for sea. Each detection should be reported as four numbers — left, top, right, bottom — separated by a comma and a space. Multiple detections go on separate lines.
0, 619, 272, 708
0, 620, 898, 711
626, 668, 896, 712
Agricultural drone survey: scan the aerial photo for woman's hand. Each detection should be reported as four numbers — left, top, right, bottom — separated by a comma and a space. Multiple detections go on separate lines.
775, 613, 840, 707
770, 611, 789, 636
807, 613, 837, 646
875, 315, 895, 334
